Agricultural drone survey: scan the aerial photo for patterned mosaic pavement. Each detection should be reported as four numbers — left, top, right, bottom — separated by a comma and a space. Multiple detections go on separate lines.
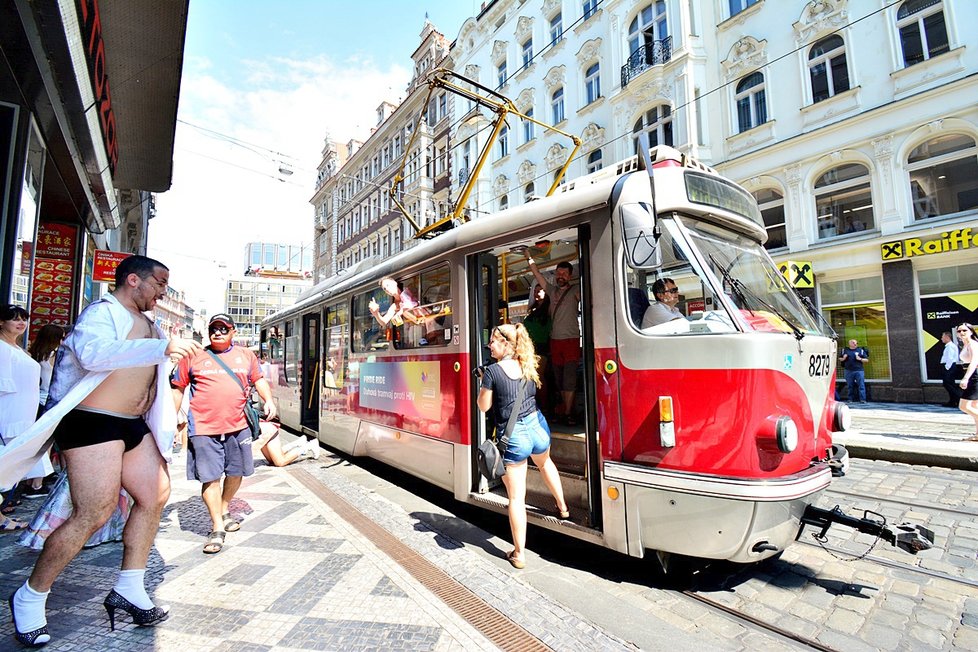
0, 443, 632, 651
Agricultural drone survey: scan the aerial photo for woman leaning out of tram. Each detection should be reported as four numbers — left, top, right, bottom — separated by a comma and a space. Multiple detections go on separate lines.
477, 323, 570, 569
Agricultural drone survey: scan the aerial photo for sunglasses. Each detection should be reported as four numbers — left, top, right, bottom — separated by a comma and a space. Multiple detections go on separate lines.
209, 326, 230, 334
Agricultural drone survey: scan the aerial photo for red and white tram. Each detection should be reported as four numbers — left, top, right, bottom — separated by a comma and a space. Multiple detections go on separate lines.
261, 146, 929, 566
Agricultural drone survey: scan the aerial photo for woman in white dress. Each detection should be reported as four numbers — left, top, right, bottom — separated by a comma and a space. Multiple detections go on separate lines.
0, 305, 44, 530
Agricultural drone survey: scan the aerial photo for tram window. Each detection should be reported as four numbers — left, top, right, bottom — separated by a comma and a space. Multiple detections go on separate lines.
284, 319, 299, 384
399, 265, 453, 348
266, 326, 285, 386
623, 217, 735, 335
352, 287, 392, 352
324, 301, 348, 397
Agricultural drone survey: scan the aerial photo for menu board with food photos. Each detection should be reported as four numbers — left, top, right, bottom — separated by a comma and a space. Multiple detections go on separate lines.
30, 222, 78, 329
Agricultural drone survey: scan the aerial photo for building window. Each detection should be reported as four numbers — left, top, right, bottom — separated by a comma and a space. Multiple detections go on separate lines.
735, 72, 767, 133
632, 105, 673, 153
729, 0, 759, 16
551, 87, 565, 123
499, 124, 509, 158
808, 35, 849, 103
497, 60, 508, 87
524, 183, 535, 202
499, 195, 509, 211
522, 38, 533, 68
628, 2, 669, 55
550, 12, 563, 45
523, 107, 535, 143
583, 0, 598, 20
907, 134, 978, 220
585, 63, 601, 104
819, 277, 890, 382
897, 0, 949, 67
586, 149, 603, 173
752, 188, 786, 250
250, 244, 261, 266
814, 163, 874, 239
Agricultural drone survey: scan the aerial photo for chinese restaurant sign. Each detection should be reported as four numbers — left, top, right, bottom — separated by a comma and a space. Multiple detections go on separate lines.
30, 222, 78, 329
92, 250, 131, 283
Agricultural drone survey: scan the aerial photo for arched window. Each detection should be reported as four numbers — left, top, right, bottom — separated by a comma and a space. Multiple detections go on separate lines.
814, 164, 874, 238
524, 183, 535, 202
551, 87, 565, 123
499, 195, 509, 211
735, 72, 767, 133
585, 63, 601, 104
808, 35, 849, 103
587, 149, 603, 173
628, 2, 668, 54
897, 0, 949, 67
752, 188, 785, 249
907, 134, 978, 220
632, 105, 673, 154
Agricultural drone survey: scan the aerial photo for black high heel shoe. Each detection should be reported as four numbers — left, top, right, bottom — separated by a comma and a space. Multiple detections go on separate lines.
102, 590, 169, 631
8, 592, 51, 647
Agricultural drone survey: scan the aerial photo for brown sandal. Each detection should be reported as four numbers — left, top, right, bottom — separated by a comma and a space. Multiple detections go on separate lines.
203, 531, 225, 554
506, 550, 526, 569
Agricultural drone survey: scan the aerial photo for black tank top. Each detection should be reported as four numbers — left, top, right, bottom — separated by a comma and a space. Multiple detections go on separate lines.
481, 363, 536, 429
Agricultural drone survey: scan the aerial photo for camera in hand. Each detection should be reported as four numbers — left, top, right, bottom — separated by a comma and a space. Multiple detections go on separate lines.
472, 364, 488, 379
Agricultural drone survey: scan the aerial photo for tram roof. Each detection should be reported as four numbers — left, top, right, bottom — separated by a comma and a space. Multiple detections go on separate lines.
265, 170, 620, 325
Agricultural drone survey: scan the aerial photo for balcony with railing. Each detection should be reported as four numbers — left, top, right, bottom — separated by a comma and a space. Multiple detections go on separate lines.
621, 36, 672, 88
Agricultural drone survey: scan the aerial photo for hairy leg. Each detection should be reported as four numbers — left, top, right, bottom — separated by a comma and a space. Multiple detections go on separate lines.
30, 442, 124, 591
120, 435, 170, 570
201, 479, 225, 533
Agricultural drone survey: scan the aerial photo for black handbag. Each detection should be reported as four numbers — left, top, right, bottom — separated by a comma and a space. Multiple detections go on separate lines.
206, 350, 261, 438
477, 377, 527, 481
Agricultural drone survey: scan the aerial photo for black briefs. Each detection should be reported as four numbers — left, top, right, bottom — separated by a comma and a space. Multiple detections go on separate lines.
53, 407, 150, 453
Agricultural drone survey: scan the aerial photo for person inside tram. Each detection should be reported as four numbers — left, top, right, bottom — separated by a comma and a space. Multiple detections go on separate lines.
368, 277, 423, 328
641, 278, 684, 328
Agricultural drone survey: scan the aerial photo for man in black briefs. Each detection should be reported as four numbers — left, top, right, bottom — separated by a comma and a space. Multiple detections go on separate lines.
9, 255, 201, 647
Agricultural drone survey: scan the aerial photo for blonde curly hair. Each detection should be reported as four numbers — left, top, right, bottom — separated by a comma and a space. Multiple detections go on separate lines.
494, 323, 541, 388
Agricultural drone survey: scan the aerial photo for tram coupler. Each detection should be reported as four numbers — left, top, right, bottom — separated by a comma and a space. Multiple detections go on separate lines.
799, 505, 935, 554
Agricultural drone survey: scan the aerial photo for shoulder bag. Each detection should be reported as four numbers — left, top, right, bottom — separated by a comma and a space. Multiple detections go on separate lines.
206, 349, 261, 438
477, 376, 527, 482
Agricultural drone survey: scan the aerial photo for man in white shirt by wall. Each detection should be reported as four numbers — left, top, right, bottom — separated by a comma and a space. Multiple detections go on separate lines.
941, 331, 961, 407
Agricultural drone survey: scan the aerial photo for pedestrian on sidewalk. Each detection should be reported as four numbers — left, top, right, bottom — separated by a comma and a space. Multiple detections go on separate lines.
955, 323, 978, 440
4, 256, 202, 647
840, 339, 869, 403
941, 331, 961, 407
252, 421, 318, 467
477, 323, 570, 570
171, 314, 276, 555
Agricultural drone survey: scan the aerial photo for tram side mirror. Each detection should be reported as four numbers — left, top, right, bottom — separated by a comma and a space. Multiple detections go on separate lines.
621, 202, 662, 269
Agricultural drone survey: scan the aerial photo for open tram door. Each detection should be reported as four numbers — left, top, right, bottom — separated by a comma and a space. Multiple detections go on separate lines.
300, 311, 320, 434
467, 231, 601, 530
469, 252, 502, 493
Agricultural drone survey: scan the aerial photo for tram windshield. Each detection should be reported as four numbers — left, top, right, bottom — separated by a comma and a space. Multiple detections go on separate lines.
624, 217, 828, 337
679, 218, 827, 337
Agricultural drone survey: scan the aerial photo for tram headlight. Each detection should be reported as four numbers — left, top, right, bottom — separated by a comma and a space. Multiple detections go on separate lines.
832, 402, 852, 432
774, 416, 798, 454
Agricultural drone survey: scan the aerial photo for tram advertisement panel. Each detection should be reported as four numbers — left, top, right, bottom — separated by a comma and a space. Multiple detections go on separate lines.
359, 361, 440, 421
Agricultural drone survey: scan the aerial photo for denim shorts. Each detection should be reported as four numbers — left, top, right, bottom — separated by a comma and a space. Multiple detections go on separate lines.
504, 411, 551, 465
187, 428, 254, 483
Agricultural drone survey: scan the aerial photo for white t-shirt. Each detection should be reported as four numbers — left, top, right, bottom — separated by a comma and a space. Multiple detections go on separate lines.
641, 302, 684, 329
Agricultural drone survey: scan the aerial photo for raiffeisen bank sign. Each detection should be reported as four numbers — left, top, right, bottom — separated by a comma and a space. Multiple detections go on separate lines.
881, 227, 978, 261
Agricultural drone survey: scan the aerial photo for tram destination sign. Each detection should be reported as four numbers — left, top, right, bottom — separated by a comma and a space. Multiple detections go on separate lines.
881, 227, 978, 261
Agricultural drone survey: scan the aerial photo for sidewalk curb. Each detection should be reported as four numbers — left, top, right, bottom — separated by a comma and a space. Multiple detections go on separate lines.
836, 432, 978, 471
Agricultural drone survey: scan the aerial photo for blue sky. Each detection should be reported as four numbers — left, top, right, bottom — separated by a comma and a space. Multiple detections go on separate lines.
150, 2, 478, 313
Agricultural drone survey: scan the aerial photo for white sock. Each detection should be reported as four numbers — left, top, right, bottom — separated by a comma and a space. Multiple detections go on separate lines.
114, 569, 153, 610
13, 581, 50, 638
306, 438, 320, 458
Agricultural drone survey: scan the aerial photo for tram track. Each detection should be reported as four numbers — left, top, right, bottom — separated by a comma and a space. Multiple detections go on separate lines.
679, 589, 837, 651
824, 487, 978, 519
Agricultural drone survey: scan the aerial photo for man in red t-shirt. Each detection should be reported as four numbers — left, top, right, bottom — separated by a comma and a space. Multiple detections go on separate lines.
171, 314, 276, 554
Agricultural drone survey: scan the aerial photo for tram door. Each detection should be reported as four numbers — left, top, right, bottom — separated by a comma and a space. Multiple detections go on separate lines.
469, 252, 501, 491
300, 312, 320, 432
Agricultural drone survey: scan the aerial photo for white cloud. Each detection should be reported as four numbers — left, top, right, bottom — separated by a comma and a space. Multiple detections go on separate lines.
150, 53, 411, 316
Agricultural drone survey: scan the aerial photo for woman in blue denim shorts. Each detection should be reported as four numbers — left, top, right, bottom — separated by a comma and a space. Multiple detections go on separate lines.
477, 323, 569, 569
